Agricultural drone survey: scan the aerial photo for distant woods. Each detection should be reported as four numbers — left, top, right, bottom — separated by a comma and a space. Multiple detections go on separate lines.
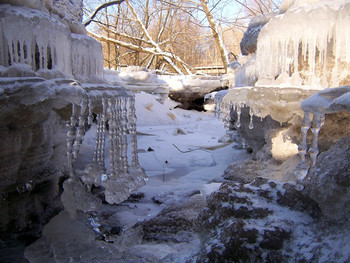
83, 0, 280, 74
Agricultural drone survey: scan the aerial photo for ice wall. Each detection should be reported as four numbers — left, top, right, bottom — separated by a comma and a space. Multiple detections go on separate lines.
0, 5, 103, 82
3, 0, 84, 30
256, 0, 350, 88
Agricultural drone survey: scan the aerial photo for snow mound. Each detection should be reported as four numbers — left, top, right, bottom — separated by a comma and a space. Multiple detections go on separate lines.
135, 92, 184, 126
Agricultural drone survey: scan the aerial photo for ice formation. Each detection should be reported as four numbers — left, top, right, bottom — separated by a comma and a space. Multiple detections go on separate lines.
0, 5, 103, 82
218, 86, 316, 128
257, 0, 350, 88
298, 86, 350, 169
0, 1, 147, 205
65, 88, 147, 204
216, 0, 350, 169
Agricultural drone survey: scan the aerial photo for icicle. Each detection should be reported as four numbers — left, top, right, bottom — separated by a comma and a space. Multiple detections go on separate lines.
128, 96, 139, 168
108, 98, 116, 176
235, 104, 241, 128
257, 105, 263, 121
121, 97, 129, 173
248, 107, 254, 129
87, 99, 93, 125
93, 114, 102, 164
116, 98, 123, 172
308, 113, 324, 167
298, 112, 311, 162
72, 100, 87, 159
99, 99, 107, 169
66, 104, 77, 174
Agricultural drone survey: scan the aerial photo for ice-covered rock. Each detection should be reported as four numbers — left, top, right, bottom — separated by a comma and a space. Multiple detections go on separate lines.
24, 211, 122, 263
218, 87, 317, 160
234, 55, 258, 87
240, 13, 276, 56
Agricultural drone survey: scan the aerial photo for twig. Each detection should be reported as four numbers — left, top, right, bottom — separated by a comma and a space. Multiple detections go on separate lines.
172, 144, 210, 153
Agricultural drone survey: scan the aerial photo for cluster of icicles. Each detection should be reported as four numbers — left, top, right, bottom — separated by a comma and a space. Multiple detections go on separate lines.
215, 98, 325, 171
298, 111, 325, 167
215, 99, 261, 131
66, 96, 146, 204
257, 1, 350, 88
0, 5, 103, 80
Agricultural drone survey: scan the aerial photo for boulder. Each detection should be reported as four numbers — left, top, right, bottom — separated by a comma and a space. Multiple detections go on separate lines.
305, 136, 350, 222
167, 75, 224, 111
240, 13, 275, 56
195, 178, 319, 262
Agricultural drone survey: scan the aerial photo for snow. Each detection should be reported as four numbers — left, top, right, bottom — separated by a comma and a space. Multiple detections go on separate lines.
159, 75, 221, 91
110, 91, 250, 227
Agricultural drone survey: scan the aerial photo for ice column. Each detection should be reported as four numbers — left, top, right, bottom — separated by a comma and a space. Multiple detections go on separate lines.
93, 112, 106, 169
128, 96, 139, 168
248, 107, 254, 129
66, 104, 77, 174
72, 100, 87, 159
235, 104, 241, 128
108, 98, 117, 176
121, 97, 129, 174
308, 113, 325, 167
298, 112, 311, 162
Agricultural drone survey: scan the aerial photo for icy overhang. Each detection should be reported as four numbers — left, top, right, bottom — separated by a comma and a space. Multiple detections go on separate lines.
221, 86, 318, 125
301, 86, 350, 114
257, 0, 350, 88
0, 5, 103, 82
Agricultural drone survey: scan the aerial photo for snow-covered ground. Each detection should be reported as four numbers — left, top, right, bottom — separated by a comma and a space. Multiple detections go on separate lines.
114, 92, 250, 228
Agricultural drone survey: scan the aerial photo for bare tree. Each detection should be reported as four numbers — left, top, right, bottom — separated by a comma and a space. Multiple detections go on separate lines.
83, 0, 281, 74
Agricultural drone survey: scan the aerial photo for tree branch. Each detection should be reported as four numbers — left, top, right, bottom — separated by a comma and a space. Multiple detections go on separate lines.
84, 0, 125, 27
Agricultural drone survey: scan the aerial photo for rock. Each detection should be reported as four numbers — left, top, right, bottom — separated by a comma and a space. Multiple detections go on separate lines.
137, 194, 205, 243
168, 75, 224, 111
24, 211, 123, 263
240, 13, 275, 56
304, 136, 350, 222
195, 180, 302, 262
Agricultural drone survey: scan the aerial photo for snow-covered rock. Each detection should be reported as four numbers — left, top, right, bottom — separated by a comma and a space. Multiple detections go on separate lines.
105, 67, 169, 103
195, 178, 321, 262
194, 172, 350, 262
165, 75, 224, 111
